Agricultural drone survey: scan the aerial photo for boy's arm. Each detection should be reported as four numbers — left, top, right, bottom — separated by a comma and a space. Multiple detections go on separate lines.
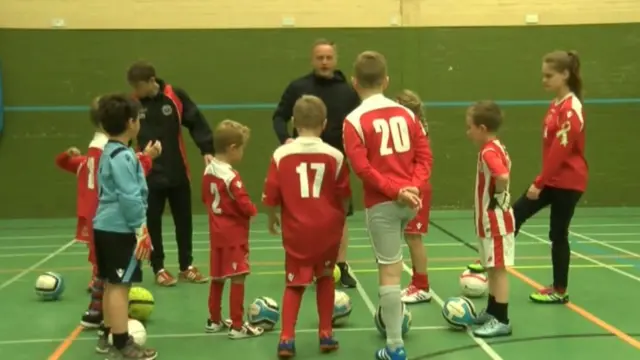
534, 110, 581, 188
229, 174, 257, 217
55, 153, 86, 174
135, 153, 153, 176
262, 158, 282, 208
482, 149, 510, 191
174, 87, 215, 156
335, 158, 352, 212
342, 120, 401, 199
111, 151, 147, 230
411, 121, 433, 188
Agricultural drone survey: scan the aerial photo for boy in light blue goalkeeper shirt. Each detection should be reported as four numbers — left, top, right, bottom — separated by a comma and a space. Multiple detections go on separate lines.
92, 94, 158, 360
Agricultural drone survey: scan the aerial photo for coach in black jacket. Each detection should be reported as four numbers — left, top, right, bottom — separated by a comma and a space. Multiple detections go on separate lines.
128, 61, 212, 287
272, 40, 360, 288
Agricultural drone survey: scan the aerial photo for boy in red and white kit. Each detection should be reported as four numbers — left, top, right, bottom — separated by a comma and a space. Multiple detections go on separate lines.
343, 52, 431, 360
202, 120, 264, 339
263, 95, 351, 358
464, 101, 513, 338
55, 97, 160, 329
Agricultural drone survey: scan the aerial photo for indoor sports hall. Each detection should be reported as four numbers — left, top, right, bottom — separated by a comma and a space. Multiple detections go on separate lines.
1, 0, 640, 359
0, 209, 639, 359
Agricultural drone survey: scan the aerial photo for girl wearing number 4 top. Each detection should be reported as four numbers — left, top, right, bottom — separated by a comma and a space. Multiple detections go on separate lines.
468, 51, 588, 304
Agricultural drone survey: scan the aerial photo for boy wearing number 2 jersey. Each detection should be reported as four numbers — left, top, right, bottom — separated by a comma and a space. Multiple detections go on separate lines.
55, 97, 157, 329
263, 95, 351, 359
202, 120, 263, 339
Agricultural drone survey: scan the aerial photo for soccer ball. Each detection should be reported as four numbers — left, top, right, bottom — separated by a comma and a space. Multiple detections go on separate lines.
442, 296, 477, 329
35, 272, 65, 301
247, 297, 280, 330
129, 287, 155, 322
459, 270, 488, 298
332, 290, 352, 326
333, 266, 341, 283
109, 319, 147, 345
374, 304, 412, 337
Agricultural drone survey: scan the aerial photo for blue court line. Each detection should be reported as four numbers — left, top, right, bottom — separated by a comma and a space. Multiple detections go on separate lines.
4, 98, 640, 113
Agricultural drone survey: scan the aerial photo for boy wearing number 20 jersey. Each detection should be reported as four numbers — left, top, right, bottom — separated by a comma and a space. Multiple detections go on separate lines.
263, 95, 351, 359
202, 120, 263, 339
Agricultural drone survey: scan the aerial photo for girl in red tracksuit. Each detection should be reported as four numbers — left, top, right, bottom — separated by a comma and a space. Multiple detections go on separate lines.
514, 50, 588, 304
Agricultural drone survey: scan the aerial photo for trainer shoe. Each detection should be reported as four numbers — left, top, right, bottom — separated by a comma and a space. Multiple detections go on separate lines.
375, 346, 407, 360
95, 329, 110, 354
179, 266, 209, 284
529, 286, 569, 304
106, 338, 157, 360
228, 322, 264, 339
473, 308, 493, 325
467, 261, 486, 273
400, 284, 432, 304
473, 318, 512, 338
80, 310, 102, 329
155, 269, 177, 287
319, 332, 339, 353
338, 263, 357, 288
277, 338, 296, 358
205, 318, 232, 333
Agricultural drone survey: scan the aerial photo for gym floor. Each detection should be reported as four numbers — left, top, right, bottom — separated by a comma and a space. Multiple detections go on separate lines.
0, 207, 639, 359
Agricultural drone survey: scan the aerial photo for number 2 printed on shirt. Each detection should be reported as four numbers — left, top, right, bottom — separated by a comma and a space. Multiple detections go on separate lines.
210, 184, 222, 214
296, 162, 325, 198
373, 117, 411, 156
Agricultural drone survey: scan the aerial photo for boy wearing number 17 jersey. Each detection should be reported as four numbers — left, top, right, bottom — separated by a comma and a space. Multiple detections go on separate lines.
54, 98, 156, 329
202, 120, 264, 339
263, 95, 351, 358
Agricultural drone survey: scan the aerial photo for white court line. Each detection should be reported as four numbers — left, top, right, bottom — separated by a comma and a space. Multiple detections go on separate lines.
570, 231, 640, 258
401, 263, 503, 360
519, 230, 640, 283
525, 223, 640, 228
0, 240, 76, 291
0, 326, 446, 346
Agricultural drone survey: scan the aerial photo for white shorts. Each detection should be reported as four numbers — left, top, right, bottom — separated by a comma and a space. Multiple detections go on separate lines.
477, 233, 515, 268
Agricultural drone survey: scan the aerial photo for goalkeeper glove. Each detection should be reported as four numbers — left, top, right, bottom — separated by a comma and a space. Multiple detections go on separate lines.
135, 224, 153, 260
493, 191, 511, 211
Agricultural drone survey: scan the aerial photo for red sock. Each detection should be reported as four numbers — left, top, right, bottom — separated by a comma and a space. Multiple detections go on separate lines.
280, 286, 304, 340
412, 270, 430, 290
208, 281, 224, 323
230, 283, 245, 329
315, 276, 335, 335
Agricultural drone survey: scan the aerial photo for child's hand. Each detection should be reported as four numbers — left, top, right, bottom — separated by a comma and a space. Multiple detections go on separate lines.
397, 188, 422, 210
267, 214, 281, 235
66, 147, 81, 156
144, 141, 162, 159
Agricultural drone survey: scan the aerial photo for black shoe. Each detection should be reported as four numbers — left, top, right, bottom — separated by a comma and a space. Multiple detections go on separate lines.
338, 264, 357, 288
80, 310, 103, 329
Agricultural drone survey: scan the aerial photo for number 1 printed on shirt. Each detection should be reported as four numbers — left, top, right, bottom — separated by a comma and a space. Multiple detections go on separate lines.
296, 162, 325, 198
87, 158, 96, 190
373, 116, 411, 156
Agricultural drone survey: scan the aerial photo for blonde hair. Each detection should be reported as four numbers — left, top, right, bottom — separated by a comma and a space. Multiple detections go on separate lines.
293, 95, 327, 129
353, 51, 387, 89
213, 119, 250, 154
396, 89, 427, 133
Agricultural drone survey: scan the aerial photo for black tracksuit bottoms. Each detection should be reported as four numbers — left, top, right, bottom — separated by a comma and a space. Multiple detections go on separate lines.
147, 181, 193, 274
513, 186, 583, 290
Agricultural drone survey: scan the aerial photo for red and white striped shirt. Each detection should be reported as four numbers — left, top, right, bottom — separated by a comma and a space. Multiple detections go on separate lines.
474, 139, 515, 238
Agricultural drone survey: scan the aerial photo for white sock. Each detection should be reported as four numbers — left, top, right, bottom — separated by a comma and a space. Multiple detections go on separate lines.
379, 285, 404, 350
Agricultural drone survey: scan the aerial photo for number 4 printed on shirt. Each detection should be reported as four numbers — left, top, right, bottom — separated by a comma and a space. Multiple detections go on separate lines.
296, 162, 325, 198
373, 116, 411, 156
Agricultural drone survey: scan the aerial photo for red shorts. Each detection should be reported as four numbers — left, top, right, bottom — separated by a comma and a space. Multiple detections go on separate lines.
405, 189, 432, 234
284, 246, 339, 287
75, 217, 97, 266
210, 245, 250, 279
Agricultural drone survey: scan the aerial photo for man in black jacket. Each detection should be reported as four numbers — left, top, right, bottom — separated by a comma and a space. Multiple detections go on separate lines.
272, 39, 360, 288
128, 61, 213, 287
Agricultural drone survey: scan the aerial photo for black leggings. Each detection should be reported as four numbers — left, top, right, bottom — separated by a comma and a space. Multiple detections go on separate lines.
513, 186, 582, 290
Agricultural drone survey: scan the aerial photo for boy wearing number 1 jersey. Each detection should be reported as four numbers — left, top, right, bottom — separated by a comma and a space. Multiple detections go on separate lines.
55, 97, 157, 329
202, 120, 264, 339
263, 95, 351, 358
